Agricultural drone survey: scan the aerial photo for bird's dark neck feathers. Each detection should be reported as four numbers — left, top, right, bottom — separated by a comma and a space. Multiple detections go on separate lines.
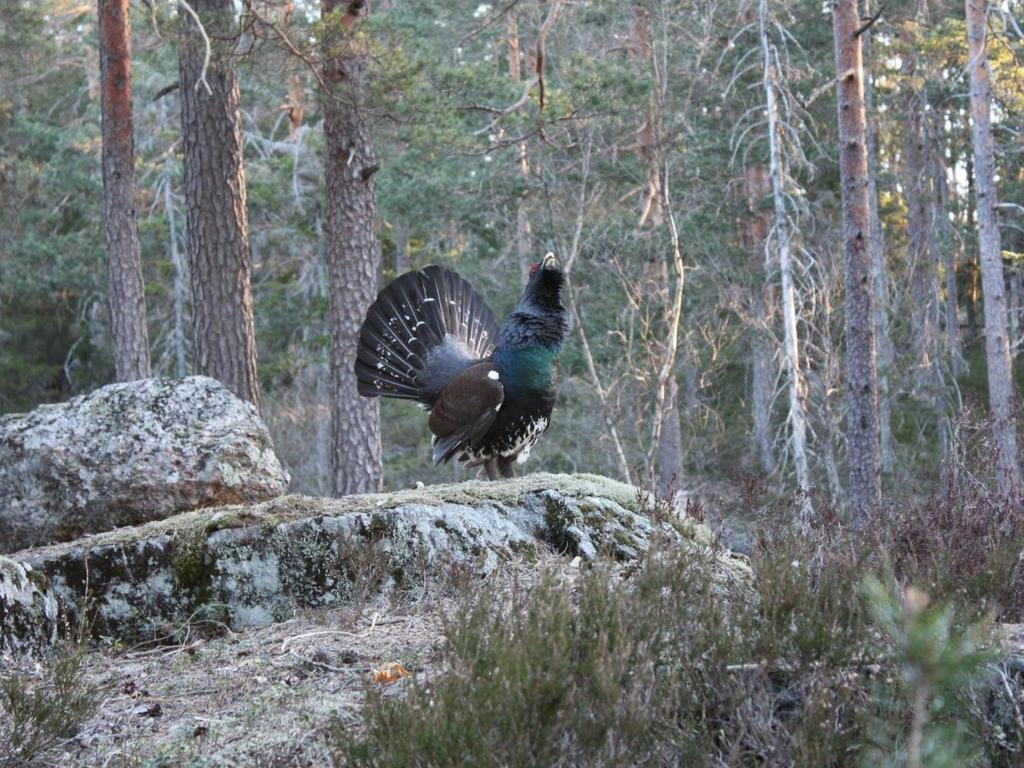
497, 309, 566, 350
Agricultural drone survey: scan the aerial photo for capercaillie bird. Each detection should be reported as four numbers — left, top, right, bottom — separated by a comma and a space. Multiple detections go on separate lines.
354, 253, 568, 480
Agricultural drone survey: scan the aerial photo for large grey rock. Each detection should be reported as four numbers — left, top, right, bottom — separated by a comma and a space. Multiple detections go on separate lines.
0, 558, 60, 656
0, 473, 751, 656
0, 376, 289, 553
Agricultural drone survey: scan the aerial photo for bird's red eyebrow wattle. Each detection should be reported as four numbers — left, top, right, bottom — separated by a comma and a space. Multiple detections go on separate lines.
529, 261, 540, 276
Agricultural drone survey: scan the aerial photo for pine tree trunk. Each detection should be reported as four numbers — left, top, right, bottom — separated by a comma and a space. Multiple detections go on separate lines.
655, 376, 684, 500
98, 0, 150, 381
900, 13, 936, 390
179, 0, 260, 406
964, 122, 981, 342
861, 0, 894, 473
164, 147, 188, 379
750, 314, 775, 474
744, 165, 775, 475
632, 6, 662, 229
832, 0, 881, 521
901, 6, 948, 454
760, 0, 812, 507
322, 0, 383, 495
1009, 268, 1021, 357
507, 12, 533, 283
966, 0, 1021, 494
934, 132, 965, 375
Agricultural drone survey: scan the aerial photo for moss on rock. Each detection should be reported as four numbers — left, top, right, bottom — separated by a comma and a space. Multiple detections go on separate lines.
2, 474, 749, 655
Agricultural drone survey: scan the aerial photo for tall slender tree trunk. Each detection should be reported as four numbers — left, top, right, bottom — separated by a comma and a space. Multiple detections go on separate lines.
164, 150, 188, 379
506, 12, 532, 283
179, 0, 260, 406
156, 97, 189, 379
750, 310, 775, 474
655, 376, 684, 500
832, 0, 881, 521
760, 0, 812, 507
750, 339, 775, 473
99, 0, 150, 381
322, 0, 383, 495
744, 165, 775, 475
902, 4, 950, 455
900, 11, 938, 391
632, 6, 663, 230
650, 186, 686, 495
964, 115, 981, 342
934, 128, 965, 375
861, 0, 894, 473
965, 0, 1022, 494
1009, 268, 1021, 357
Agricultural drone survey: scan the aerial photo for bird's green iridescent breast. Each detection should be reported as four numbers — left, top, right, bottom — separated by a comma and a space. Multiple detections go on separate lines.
494, 346, 558, 395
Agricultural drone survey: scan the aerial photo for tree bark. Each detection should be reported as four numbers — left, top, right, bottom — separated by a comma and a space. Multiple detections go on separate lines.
506, 11, 533, 284
750, 316, 775, 474
1009, 267, 1021, 357
832, 0, 881, 521
934, 127, 965, 375
164, 145, 188, 379
744, 166, 775, 475
648, 173, 686, 492
179, 0, 260, 406
98, 0, 151, 381
655, 376, 684, 500
966, 0, 1022, 494
900, 12, 937, 391
632, 6, 663, 229
964, 120, 980, 342
760, 1, 812, 509
861, 0, 894, 473
322, 0, 383, 495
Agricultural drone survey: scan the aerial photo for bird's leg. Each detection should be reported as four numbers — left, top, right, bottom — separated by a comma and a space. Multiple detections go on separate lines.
497, 457, 517, 479
484, 457, 500, 481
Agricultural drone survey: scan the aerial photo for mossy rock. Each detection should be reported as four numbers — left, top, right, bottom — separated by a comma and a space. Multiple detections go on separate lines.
1, 473, 750, 655
0, 556, 61, 656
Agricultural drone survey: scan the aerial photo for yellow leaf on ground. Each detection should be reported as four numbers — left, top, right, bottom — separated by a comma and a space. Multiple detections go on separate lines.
371, 662, 411, 685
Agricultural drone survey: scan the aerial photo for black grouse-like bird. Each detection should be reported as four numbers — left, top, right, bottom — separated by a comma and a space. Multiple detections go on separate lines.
354, 254, 568, 480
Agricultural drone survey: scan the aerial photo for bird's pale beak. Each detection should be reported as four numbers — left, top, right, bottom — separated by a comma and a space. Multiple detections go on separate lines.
541, 252, 560, 270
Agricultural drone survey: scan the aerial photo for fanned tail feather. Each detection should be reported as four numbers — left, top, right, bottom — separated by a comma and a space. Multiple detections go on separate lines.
354, 265, 499, 406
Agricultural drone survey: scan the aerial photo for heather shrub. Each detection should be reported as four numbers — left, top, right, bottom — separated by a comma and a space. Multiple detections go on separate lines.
0, 643, 97, 768
337, 465, 1024, 767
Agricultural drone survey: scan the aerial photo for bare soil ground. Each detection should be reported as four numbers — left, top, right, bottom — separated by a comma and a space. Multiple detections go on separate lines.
46, 557, 575, 768
56, 599, 444, 767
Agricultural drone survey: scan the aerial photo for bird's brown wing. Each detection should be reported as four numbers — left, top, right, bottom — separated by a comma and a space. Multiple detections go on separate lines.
428, 362, 504, 465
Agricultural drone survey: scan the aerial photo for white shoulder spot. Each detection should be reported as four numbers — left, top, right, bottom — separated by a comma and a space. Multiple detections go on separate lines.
487, 370, 500, 380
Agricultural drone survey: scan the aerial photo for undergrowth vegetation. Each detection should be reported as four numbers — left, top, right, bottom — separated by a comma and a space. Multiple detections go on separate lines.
337, 462, 1024, 767
0, 642, 97, 768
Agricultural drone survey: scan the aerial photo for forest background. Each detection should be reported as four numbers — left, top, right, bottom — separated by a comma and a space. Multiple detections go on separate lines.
3, 0, 1024, 516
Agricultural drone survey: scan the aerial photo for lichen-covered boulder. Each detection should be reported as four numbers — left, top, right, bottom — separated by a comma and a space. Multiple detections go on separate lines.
0, 557, 60, 656
0, 474, 751, 655
0, 376, 289, 553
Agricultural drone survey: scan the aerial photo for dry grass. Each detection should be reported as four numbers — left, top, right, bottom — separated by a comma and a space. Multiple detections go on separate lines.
337, 460, 1024, 767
